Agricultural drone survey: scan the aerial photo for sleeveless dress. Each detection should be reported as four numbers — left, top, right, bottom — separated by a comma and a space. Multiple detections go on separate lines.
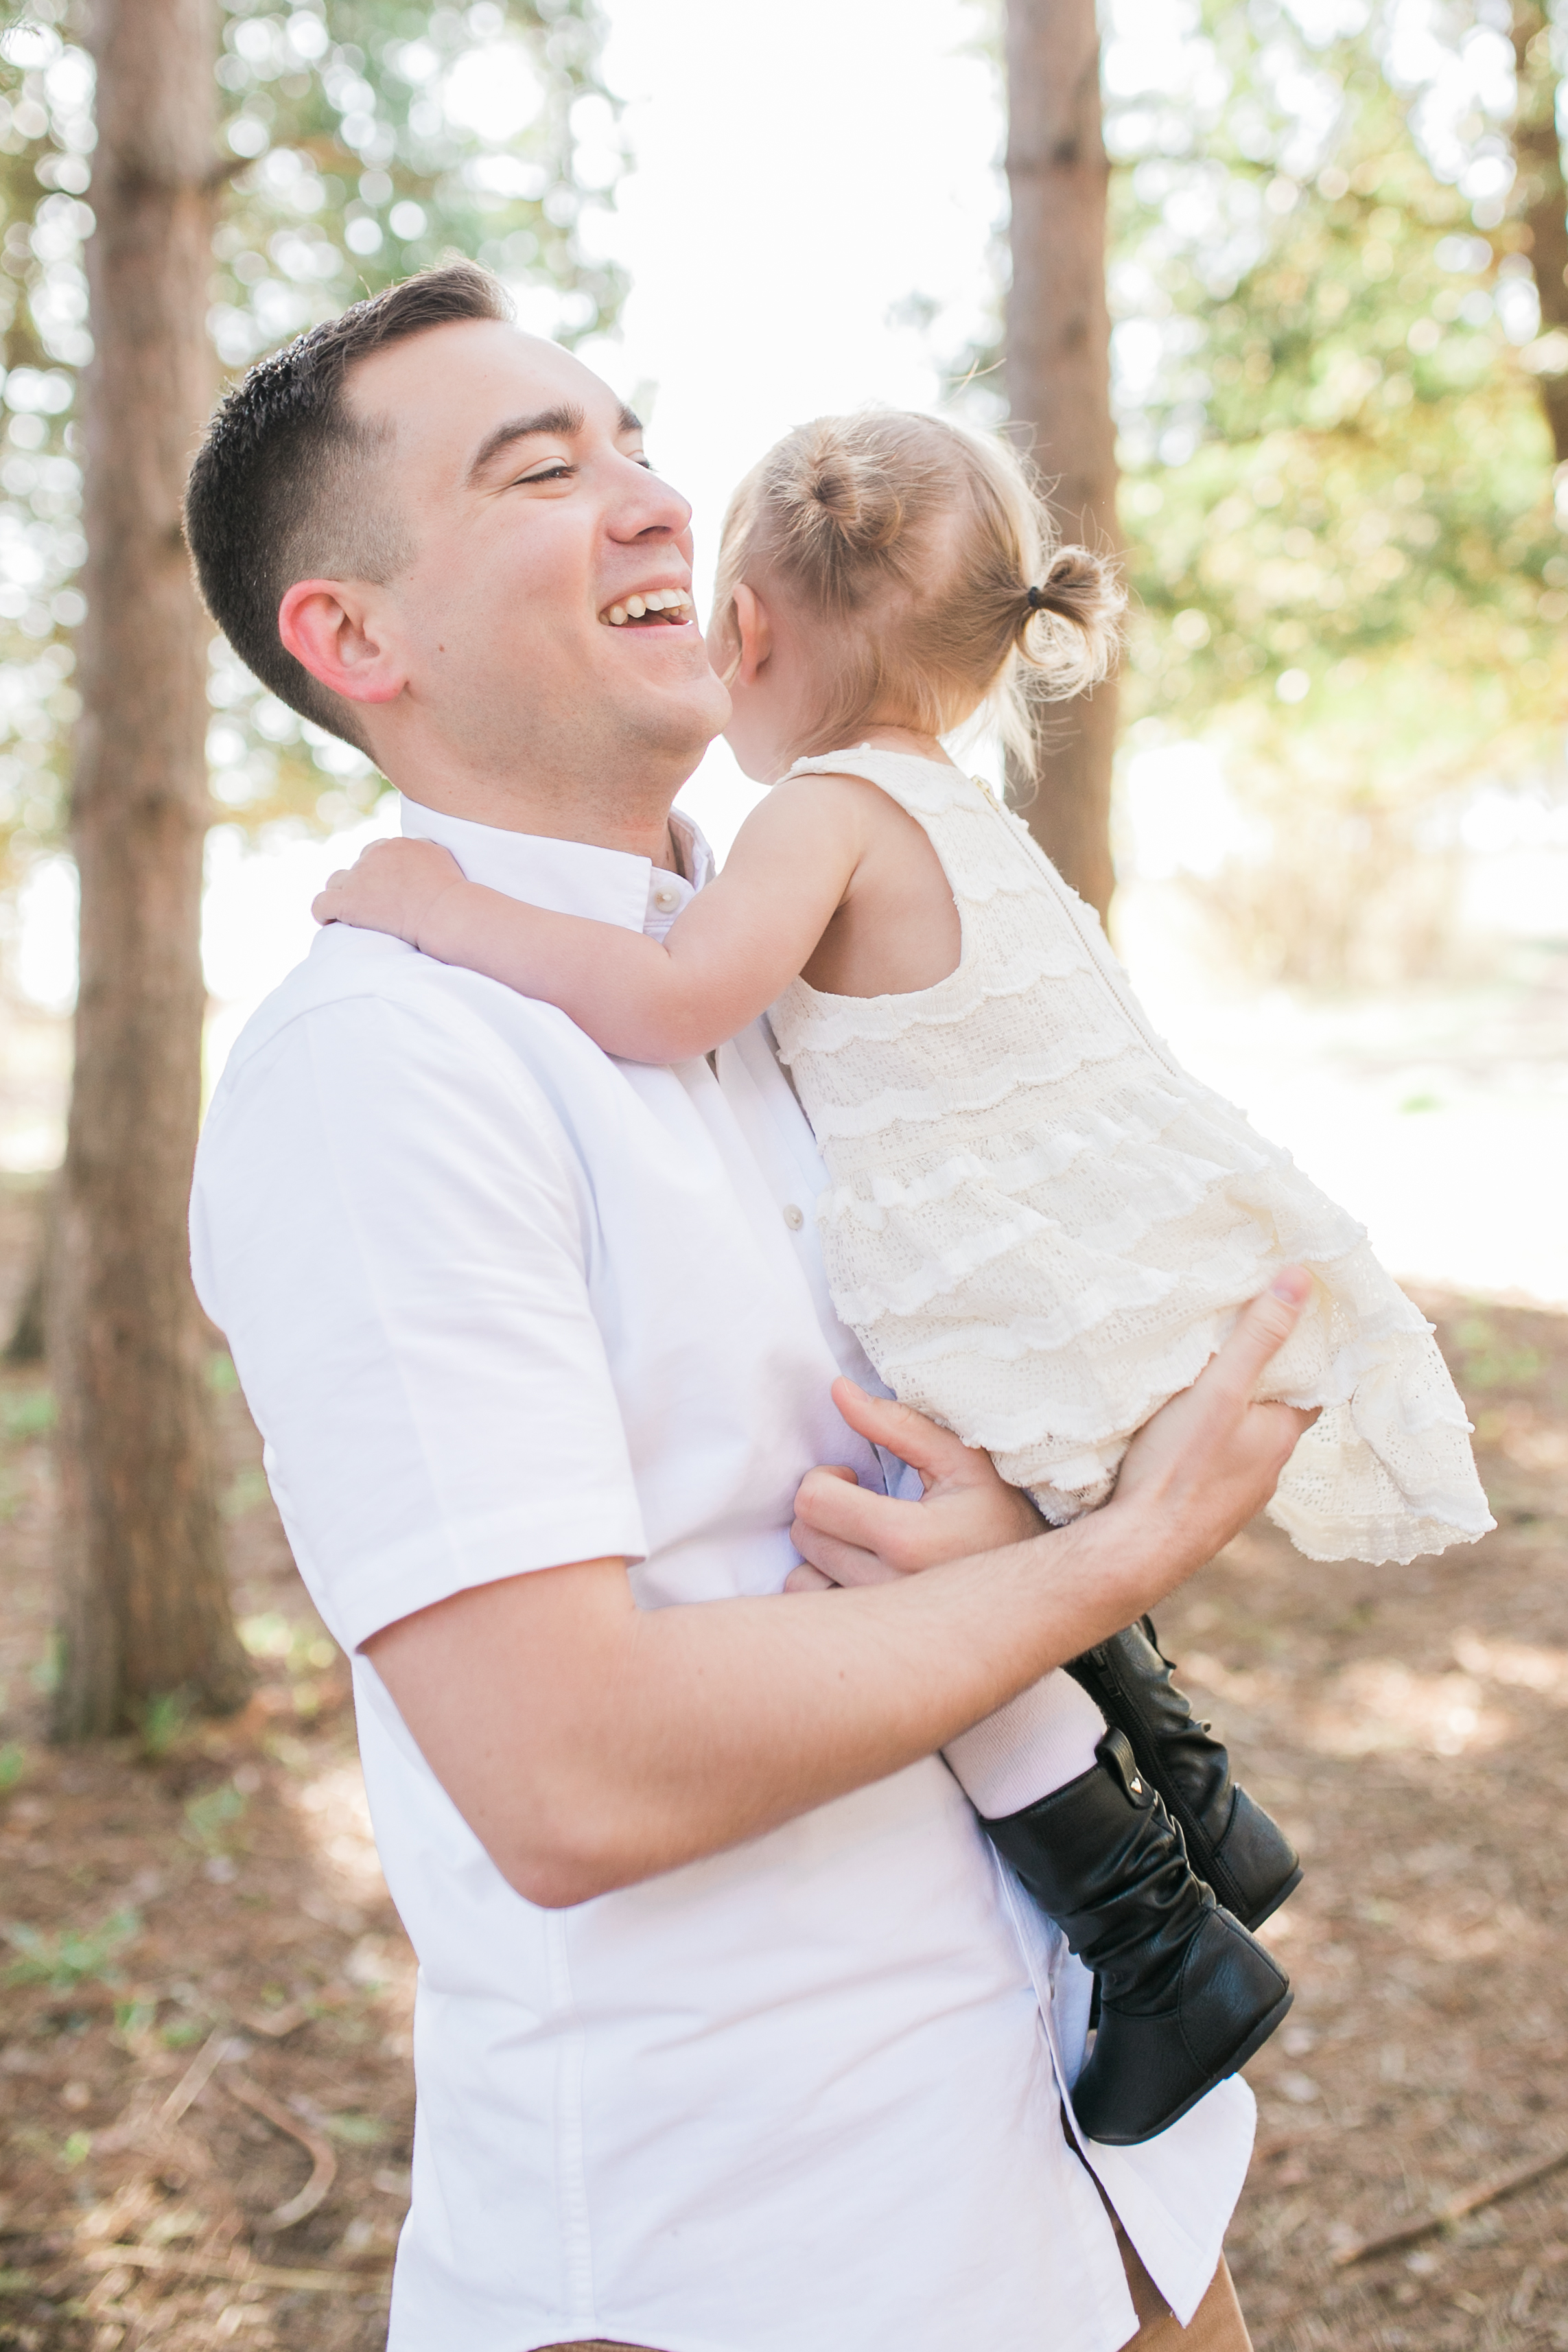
767, 747, 1492, 1566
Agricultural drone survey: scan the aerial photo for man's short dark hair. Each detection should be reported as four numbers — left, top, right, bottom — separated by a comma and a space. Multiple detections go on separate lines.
184, 261, 512, 749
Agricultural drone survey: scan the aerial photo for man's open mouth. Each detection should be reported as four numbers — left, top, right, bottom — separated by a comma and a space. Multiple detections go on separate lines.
600, 588, 693, 628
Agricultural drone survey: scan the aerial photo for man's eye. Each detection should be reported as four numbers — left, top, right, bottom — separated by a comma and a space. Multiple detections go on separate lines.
517, 463, 573, 485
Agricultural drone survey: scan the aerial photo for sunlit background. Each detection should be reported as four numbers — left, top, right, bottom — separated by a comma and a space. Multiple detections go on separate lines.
2, 0, 1565, 1302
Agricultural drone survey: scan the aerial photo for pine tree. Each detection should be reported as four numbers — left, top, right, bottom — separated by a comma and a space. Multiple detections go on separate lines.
0, 0, 624, 1734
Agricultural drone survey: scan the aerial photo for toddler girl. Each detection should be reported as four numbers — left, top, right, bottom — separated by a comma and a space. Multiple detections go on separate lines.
315, 410, 1491, 2144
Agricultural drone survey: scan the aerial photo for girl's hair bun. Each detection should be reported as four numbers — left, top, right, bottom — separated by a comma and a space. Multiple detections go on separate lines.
1016, 546, 1123, 699
786, 423, 906, 576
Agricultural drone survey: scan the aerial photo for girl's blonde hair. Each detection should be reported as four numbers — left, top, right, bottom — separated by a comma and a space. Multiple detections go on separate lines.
710, 410, 1124, 764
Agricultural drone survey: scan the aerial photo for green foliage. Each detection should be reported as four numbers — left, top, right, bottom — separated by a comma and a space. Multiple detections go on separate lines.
137, 1688, 193, 1759
1116, 48, 1563, 790
1, 1382, 54, 1436
112, 1993, 158, 2045
0, 1737, 26, 1789
221, 1464, 271, 1518
238, 1607, 336, 1669
2, 1902, 139, 1988
183, 1779, 248, 1855
950, 3, 1566, 974
0, 0, 626, 887
1092, 0, 1565, 981
1453, 1310, 1547, 1389
321, 2108, 388, 2144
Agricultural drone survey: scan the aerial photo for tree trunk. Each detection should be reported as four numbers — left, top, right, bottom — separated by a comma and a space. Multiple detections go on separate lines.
1510, 3, 1568, 465
1004, 0, 1121, 922
50, 0, 249, 1738
5, 1183, 54, 1364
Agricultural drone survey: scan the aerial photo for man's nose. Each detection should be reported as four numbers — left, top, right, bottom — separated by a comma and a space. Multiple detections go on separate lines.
609, 456, 692, 542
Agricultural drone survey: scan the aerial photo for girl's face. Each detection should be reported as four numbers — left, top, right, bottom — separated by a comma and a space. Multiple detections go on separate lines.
709, 580, 828, 784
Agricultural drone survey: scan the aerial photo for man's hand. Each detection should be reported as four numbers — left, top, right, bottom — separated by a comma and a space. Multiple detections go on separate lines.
1109, 1268, 1319, 1567
786, 1382, 1042, 1592
790, 1271, 1319, 1600
312, 837, 466, 946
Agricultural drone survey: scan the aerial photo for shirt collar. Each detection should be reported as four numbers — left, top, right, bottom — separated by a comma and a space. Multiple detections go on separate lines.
399, 795, 714, 940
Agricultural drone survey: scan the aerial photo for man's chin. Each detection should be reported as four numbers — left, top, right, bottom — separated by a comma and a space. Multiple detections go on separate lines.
611, 665, 732, 765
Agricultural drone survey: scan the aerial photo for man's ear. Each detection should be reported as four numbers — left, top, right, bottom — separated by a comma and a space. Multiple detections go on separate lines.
731, 582, 772, 688
277, 579, 407, 708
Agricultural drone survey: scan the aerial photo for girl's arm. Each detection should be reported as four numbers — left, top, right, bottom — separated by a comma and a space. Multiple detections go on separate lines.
312, 775, 867, 1062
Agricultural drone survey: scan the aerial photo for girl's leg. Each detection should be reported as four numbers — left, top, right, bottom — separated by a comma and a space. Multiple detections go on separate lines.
943, 1668, 1108, 1818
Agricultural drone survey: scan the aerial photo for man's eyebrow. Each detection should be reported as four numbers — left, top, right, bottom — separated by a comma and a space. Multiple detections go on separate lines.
467, 401, 643, 485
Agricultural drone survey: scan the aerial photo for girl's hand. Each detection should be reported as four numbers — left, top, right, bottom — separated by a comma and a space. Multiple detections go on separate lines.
784, 1379, 1043, 1592
312, 839, 466, 947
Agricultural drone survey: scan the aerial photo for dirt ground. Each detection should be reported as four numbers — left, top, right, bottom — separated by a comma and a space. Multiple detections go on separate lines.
1, 1170, 1565, 2352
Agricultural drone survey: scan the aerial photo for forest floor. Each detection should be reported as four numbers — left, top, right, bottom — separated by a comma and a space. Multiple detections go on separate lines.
1, 1170, 1566, 2352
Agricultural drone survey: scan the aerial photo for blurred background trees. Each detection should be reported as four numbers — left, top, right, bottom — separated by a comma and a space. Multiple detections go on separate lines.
995, 0, 1566, 975
0, 0, 624, 1734
0, 0, 623, 896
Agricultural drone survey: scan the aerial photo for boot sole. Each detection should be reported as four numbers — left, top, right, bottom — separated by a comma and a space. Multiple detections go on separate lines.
1243, 1862, 1303, 1931
1078, 1981, 1296, 2147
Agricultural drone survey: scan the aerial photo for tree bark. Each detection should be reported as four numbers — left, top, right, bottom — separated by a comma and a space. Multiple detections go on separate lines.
5, 1183, 54, 1364
51, 0, 248, 1737
1004, 0, 1121, 922
1510, 3, 1568, 465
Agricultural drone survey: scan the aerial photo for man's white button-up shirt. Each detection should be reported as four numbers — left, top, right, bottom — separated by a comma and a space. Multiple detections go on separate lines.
190, 796, 1252, 2352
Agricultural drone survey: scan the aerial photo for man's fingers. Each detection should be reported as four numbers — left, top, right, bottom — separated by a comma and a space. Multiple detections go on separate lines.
1204, 1268, 1315, 1402
829, 1377, 979, 1484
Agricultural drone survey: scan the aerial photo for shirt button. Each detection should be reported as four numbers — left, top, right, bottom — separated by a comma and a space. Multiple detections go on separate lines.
782, 1203, 805, 1231
652, 883, 682, 914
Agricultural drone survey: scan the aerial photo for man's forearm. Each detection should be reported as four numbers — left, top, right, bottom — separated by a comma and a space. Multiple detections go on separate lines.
370, 1499, 1204, 1907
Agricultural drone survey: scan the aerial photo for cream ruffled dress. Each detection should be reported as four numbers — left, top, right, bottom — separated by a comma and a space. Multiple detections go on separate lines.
767, 747, 1492, 1566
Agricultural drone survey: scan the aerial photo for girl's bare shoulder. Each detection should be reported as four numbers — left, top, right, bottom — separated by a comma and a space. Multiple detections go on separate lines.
764, 765, 914, 837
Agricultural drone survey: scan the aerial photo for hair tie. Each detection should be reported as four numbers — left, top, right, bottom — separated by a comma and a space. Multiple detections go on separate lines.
1025, 584, 1047, 609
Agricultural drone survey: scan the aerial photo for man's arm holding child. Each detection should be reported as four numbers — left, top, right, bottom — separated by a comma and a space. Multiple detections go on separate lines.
368, 1277, 1314, 1907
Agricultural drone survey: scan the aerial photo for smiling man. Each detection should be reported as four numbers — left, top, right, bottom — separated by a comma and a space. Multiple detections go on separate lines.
185, 266, 1307, 2352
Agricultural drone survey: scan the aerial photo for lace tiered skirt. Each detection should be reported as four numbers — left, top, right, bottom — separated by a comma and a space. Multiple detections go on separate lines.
800, 1058, 1490, 1565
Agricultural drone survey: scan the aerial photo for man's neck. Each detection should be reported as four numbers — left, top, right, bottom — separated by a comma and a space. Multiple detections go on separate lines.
393, 771, 687, 872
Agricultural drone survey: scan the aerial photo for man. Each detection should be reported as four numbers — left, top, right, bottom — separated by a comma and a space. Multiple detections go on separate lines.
187, 264, 1311, 2352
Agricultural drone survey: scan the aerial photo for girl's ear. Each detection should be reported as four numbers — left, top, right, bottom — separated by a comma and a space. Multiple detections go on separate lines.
731, 581, 773, 687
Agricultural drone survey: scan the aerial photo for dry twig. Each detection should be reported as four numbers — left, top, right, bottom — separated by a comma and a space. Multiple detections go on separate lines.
160, 2027, 244, 2126
1333, 2143, 1568, 2266
218, 2068, 338, 2227
242, 2000, 313, 2040
80, 2244, 384, 2295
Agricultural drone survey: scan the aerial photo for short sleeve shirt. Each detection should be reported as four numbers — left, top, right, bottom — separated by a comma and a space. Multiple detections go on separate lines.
189, 798, 1252, 2352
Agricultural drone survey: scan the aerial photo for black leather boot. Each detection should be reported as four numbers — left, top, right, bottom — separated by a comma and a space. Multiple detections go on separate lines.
985, 1729, 1292, 2145
1064, 1618, 1302, 1929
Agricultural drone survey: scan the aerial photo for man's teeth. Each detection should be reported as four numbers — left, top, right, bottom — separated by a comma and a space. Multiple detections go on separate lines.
603, 589, 692, 627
